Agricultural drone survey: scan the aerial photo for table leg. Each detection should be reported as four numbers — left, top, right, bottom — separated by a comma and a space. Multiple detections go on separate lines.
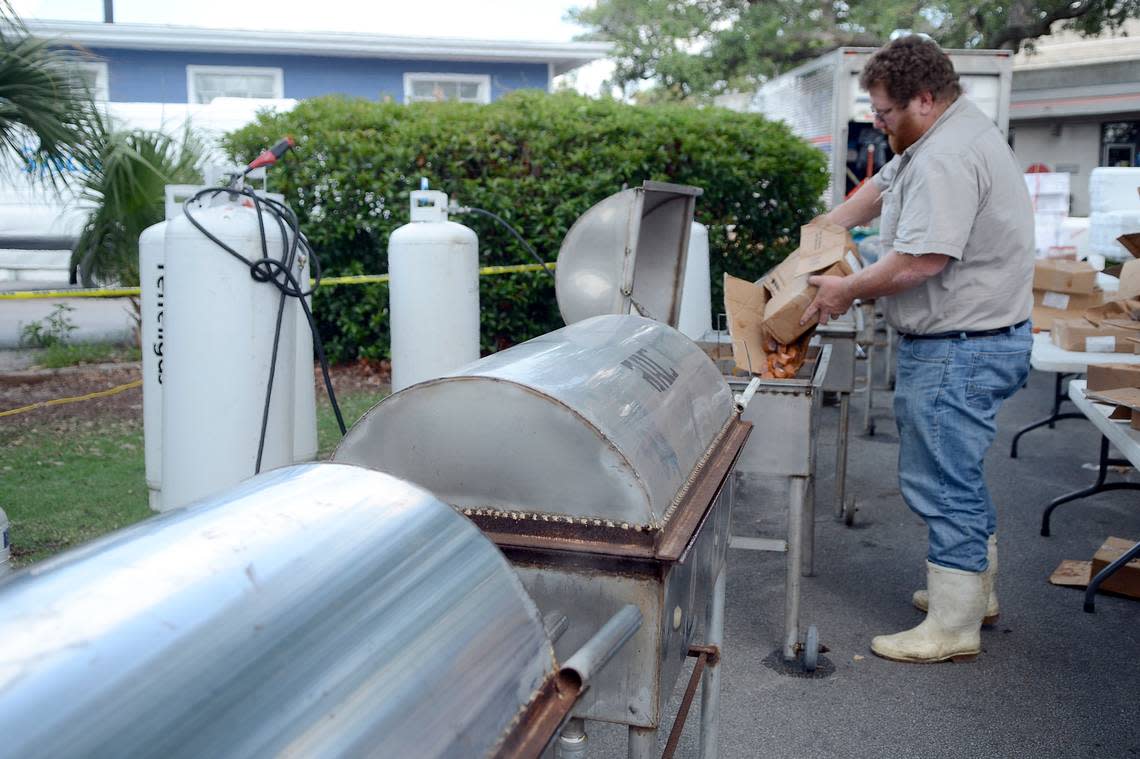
784, 476, 807, 661
862, 338, 875, 436
1084, 539, 1140, 613
835, 392, 850, 522
627, 726, 656, 759
1042, 435, 1140, 537
1011, 372, 1084, 459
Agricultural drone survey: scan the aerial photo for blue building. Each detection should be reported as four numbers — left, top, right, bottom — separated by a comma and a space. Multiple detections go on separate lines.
26, 20, 609, 105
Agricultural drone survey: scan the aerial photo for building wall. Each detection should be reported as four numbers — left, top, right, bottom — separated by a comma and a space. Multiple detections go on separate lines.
1012, 120, 1102, 216
87, 48, 549, 103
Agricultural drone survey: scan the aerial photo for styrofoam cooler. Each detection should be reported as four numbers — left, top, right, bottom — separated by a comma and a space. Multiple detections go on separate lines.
1061, 217, 1090, 258
1090, 167, 1140, 213
1025, 172, 1070, 215
1089, 210, 1140, 262
1033, 212, 1066, 257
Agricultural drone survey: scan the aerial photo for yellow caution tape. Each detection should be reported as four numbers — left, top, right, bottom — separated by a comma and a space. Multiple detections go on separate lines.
0, 262, 556, 300
0, 286, 142, 300
0, 379, 142, 418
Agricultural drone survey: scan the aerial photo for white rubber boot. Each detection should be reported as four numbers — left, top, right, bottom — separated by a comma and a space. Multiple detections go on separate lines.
913, 534, 999, 625
872, 561, 985, 663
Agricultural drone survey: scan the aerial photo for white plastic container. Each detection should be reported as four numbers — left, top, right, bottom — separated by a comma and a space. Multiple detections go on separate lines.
162, 197, 297, 510
678, 221, 712, 340
387, 189, 479, 393
294, 253, 318, 462
1089, 210, 1140, 262
138, 220, 167, 511
1, 505, 10, 577
1090, 167, 1140, 214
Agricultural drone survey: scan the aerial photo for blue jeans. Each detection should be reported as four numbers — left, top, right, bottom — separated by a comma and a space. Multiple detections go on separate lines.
893, 324, 1032, 572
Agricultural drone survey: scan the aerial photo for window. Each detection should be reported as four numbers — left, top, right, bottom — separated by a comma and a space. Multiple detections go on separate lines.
72, 61, 108, 101
1101, 121, 1140, 167
186, 65, 283, 104
403, 73, 490, 104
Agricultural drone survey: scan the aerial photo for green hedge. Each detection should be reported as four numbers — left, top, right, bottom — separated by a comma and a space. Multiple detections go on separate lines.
223, 91, 827, 362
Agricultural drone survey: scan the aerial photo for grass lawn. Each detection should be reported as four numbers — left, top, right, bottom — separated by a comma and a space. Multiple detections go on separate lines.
0, 389, 383, 568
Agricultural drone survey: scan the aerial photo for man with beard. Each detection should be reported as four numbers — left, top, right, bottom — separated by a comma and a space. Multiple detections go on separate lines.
800, 36, 1034, 663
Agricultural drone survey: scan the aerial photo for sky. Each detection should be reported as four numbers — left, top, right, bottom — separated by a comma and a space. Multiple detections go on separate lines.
12, 0, 616, 94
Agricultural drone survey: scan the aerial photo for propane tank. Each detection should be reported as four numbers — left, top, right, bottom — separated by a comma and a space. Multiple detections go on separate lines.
139, 185, 203, 513
139, 220, 167, 511
161, 194, 298, 510
678, 221, 713, 340
294, 252, 318, 462
0, 505, 10, 577
387, 184, 479, 392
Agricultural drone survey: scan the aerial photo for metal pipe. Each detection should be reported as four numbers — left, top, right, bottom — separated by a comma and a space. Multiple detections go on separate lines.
803, 390, 820, 578
784, 475, 808, 660
835, 392, 851, 520
733, 376, 762, 411
559, 604, 642, 692
555, 718, 588, 759
628, 726, 657, 759
863, 329, 876, 434
699, 569, 727, 759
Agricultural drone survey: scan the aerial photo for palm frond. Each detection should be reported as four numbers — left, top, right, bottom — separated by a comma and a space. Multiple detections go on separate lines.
0, 0, 98, 187
72, 119, 205, 287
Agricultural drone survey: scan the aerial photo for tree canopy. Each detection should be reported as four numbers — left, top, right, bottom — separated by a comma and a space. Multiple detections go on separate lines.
569, 0, 1140, 100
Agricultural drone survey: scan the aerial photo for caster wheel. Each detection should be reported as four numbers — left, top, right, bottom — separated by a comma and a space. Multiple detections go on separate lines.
803, 625, 820, 672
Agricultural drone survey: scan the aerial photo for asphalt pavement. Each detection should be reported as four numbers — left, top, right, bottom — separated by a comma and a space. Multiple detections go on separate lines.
586, 362, 1140, 758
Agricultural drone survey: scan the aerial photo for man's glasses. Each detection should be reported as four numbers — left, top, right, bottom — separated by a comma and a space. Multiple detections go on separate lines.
870, 105, 897, 121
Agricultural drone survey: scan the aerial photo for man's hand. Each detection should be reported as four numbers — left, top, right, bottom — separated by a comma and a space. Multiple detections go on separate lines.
801, 275, 854, 326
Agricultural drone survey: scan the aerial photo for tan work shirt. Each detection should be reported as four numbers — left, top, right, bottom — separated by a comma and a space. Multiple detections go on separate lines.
872, 97, 1034, 334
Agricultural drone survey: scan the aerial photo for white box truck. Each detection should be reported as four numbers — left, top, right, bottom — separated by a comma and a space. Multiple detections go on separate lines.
741, 47, 1014, 208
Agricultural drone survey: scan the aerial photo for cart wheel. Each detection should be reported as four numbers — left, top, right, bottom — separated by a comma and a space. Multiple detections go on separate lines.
844, 498, 856, 527
866, 419, 876, 436
803, 625, 820, 672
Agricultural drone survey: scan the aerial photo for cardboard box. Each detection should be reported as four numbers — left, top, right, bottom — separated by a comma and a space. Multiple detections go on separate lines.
1033, 288, 1104, 311
1030, 305, 1070, 331
757, 221, 861, 345
1051, 318, 1140, 353
724, 273, 769, 374
1115, 232, 1140, 259
1086, 363, 1140, 392
1085, 298, 1140, 325
1085, 386, 1140, 424
1033, 259, 1097, 294
1121, 259, 1140, 300
1091, 537, 1140, 599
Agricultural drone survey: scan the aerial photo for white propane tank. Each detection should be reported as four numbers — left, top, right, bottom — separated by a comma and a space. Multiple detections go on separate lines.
678, 221, 713, 340
387, 186, 479, 393
162, 196, 298, 510
139, 220, 167, 511
294, 253, 318, 462
0, 505, 10, 577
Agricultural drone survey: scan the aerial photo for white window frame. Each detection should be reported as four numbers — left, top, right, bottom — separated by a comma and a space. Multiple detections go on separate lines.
73, 61, 109, 101
186, 65, 284, 104
403, 73, 491, 104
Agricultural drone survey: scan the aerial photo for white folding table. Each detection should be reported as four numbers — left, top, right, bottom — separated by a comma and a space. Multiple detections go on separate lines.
1009, 332, 1140, 457
1042, 380, 1140, 612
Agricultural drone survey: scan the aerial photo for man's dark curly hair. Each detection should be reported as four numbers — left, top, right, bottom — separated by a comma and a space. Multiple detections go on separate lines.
859, 36, 961, 106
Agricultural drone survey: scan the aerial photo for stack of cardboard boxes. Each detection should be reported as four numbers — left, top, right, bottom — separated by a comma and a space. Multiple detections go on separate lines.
724, 220, 862, 376
1049, 256, 1140, 354
1031, 259, 1104, 331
